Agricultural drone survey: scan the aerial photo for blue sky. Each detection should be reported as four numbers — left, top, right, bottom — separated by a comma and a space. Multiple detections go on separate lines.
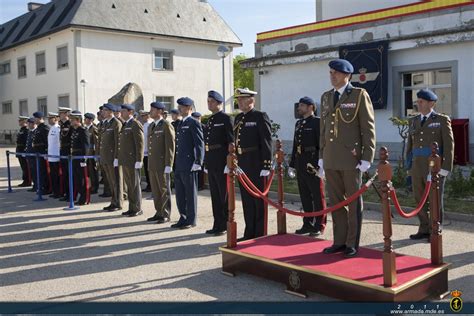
0, 0, 316, 57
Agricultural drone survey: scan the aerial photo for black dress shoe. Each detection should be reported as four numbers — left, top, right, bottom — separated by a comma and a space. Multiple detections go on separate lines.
77, 201, 88, 206
59, 196, 69, 201
214, 230, 227, 236
122, 210, 133, 216
323, 244, 346, 254
106, 207, 121, 212
128, 210, 143, 217
103, 205, 114, 210
99, 193, 111, 198
147, 215, 160, 222
205, 229, 217, 234
309, 230, 321, 237
410, 232, 430, 240
295, 225, 313, 235
157, 218, 170, 224
171, 222, 184, 228
179, 224, 196, 229
237, 237, 249, 242
344, 247, 358, 258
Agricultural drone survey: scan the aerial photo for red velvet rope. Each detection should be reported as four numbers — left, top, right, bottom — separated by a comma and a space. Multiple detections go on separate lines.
239, 170, 275, 196
390, 180, 432, 218
236, 171, 370, 217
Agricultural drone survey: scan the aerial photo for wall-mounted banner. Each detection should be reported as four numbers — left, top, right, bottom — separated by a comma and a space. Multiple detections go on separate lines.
339, 41, 388, 110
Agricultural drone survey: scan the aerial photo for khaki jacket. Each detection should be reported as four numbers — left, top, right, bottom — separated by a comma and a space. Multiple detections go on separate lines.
118, 118, 144, 167
148, 119, 175, 171
99, 117, 122, 164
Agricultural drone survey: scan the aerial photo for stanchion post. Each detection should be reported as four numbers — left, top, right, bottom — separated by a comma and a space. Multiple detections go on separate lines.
276, 139, 286, 234
429, 142, 443, 265
33, 153, 46, 201
378, 147, 397, 287
64, 155, 78, 210
226, 143, 237, 248
6, 150, 13, 193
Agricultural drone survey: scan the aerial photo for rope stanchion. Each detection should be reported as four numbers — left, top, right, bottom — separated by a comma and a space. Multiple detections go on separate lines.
6, 150, 13, 193
226, 143, 238, 249
33, 153, 46, 201
390, 177, 431, 219
275, 140, 286, 235
239, 169, 275, 196
64, 155, 78, 211
429, 142, 443, 265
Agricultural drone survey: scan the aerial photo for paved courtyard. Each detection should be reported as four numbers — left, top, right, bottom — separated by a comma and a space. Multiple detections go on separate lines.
0, 146, 472, 302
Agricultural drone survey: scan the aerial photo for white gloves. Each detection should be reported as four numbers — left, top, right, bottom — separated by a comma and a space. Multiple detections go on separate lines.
356, 160, 371, 173
317, 159, 325, 178
318, 159, 323, 170
164, 166, 172, 174
113, 159, 118, 167
439, 169, 449, 177
80, 162, 87, 167
260, 170, 270, 177
134, 161, 143, 169
191, 164, 202, 172
224, 165, 230, 174
287, 167, 296, 179
203, 168, 208, 174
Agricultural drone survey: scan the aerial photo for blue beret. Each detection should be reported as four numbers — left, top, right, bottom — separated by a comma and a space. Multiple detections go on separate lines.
299, 96, 315, 106
191, 112, 202, 118
103, 103, 115, 111
27, 117, 35, 123
177, 97, 194, 106
208, 90, 224, 103
150, 101, 166, 110
121, 104, 135, 111
416, 89, 438, 102
84, 112, 96, 120
329, 59, 354, 74
170, 109, 179, 114
32, 111, 44, 118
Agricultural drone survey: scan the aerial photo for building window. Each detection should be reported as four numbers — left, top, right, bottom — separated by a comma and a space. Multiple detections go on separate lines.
2, 101, 12, 114
155, 96, 173, 111
153, 50, 173, 70
57, 45, 68, 69
0, 61, 11, 75
18, 57, 27, 78
37, 97, 47, 114
19, 99, 29, 116
36, 51, 46, 74
401, 68, 452, 117
58, 94, 69, 108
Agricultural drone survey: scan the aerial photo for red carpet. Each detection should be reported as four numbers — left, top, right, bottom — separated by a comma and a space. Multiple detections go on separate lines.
235, 234, 437, 288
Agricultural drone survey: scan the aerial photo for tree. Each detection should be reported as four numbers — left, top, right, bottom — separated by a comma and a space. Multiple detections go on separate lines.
389, 116, 409, 169
233, 54, 254, 91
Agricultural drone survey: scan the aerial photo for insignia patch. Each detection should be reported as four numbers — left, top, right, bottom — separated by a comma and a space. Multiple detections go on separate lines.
214, 123, 224, 127
181, 126, 190, 129
428, 122, 441, 128
124, 127, 132, 130
245, 122, 257, 127
304, 128, 312, 131
340, 103, 356, 109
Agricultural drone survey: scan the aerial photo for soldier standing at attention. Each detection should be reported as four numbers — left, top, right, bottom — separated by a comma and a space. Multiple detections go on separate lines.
140, 110, 153, 192
101, 103, 123, 212
319, 59, 376, 258
288, 97, 326, 236
171, 97, 204, 229
234, 88, 273, 241
146, 102, 175, 224
32, 111, 51, 195
26, 118, 37, 192
97, 106, 111, 198
203, 90, 234, 236
58, 107, 73, 201
118, 104, 144, 217
47, 112, 62, 198
16, 116, 31, 187
70, 111, 90, 205
84, 113, 99, 194
406, 89, 454, 241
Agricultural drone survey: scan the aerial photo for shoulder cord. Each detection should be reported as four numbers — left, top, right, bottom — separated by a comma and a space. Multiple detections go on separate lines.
334, 91, 363, 138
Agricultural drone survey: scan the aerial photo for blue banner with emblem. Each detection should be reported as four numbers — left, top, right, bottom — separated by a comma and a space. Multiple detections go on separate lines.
339, 41, 388, 110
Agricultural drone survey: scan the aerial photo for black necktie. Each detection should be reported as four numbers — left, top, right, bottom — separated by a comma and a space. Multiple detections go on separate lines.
421, 116, 427, 126
334, 91, 340, 107
149, 122, 155, 131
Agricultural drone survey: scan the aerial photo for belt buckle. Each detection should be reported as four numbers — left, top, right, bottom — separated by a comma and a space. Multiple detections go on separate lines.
237, 147, 242, 155
297, 145, 302, 154
205, 144, 209, 152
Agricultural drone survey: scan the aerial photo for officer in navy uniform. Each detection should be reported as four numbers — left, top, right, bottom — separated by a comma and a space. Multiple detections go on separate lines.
234, 88, 273, 241
70, 111, 90, 205
31, 111, 51, 194
288, 97, 326, 236
203, 90, 234, 236
84, 113, 99, 194
192, 112, 206, 191
170, 109, 182, 132
171, 97, 204, 229
16, 116, 31, 187
26, 118, 37, 191
58, 107, 73, 201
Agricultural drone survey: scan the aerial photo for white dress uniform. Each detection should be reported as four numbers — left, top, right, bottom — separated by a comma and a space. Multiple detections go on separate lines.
47, 123, 60, 162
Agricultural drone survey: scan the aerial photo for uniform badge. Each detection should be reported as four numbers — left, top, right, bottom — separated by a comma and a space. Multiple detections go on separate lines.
450, 290, 463, 313
214, 123, 224, 127
205, 144, 209, 152
340, 103, 356, 109
245, 122, 257, 127
428, 122, 440, 128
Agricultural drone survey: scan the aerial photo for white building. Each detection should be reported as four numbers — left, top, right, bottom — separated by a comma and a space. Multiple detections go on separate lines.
0, 0, 241, 132
243, 0, 474, 164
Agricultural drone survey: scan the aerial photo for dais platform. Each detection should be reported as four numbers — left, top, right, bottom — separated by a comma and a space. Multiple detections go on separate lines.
220, 234, 449, 301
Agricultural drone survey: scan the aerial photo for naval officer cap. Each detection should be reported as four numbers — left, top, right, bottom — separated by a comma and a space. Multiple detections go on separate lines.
47, 112, 59, 118
329, 59, 354, 74
417, 89, 438, 102
208, 90, 224, 103
70, 110, 82, 118
27, 117, 35, 123
170, 109, 179, 115
58, 107, 72, 113
177, 97, 194, 107
191, 112, 202, 118
235, 87, 258, 97
121, 104, 135, 111
299, 96, 316, 106
18, 116, 29, 120
150, 101, 166, 110
32, 111, 44, 118
139, 109, 150, 115
84, 112, 96, 120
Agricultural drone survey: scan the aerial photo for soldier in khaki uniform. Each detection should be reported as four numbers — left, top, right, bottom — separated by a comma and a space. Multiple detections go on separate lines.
84, 113, 99, 194
146, 101, 175, 223
97, 106, 111, 198
118, 104, 144, 217
319, 59, 376, 258
406, 89, 454, 241
100, 103, 123, 212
